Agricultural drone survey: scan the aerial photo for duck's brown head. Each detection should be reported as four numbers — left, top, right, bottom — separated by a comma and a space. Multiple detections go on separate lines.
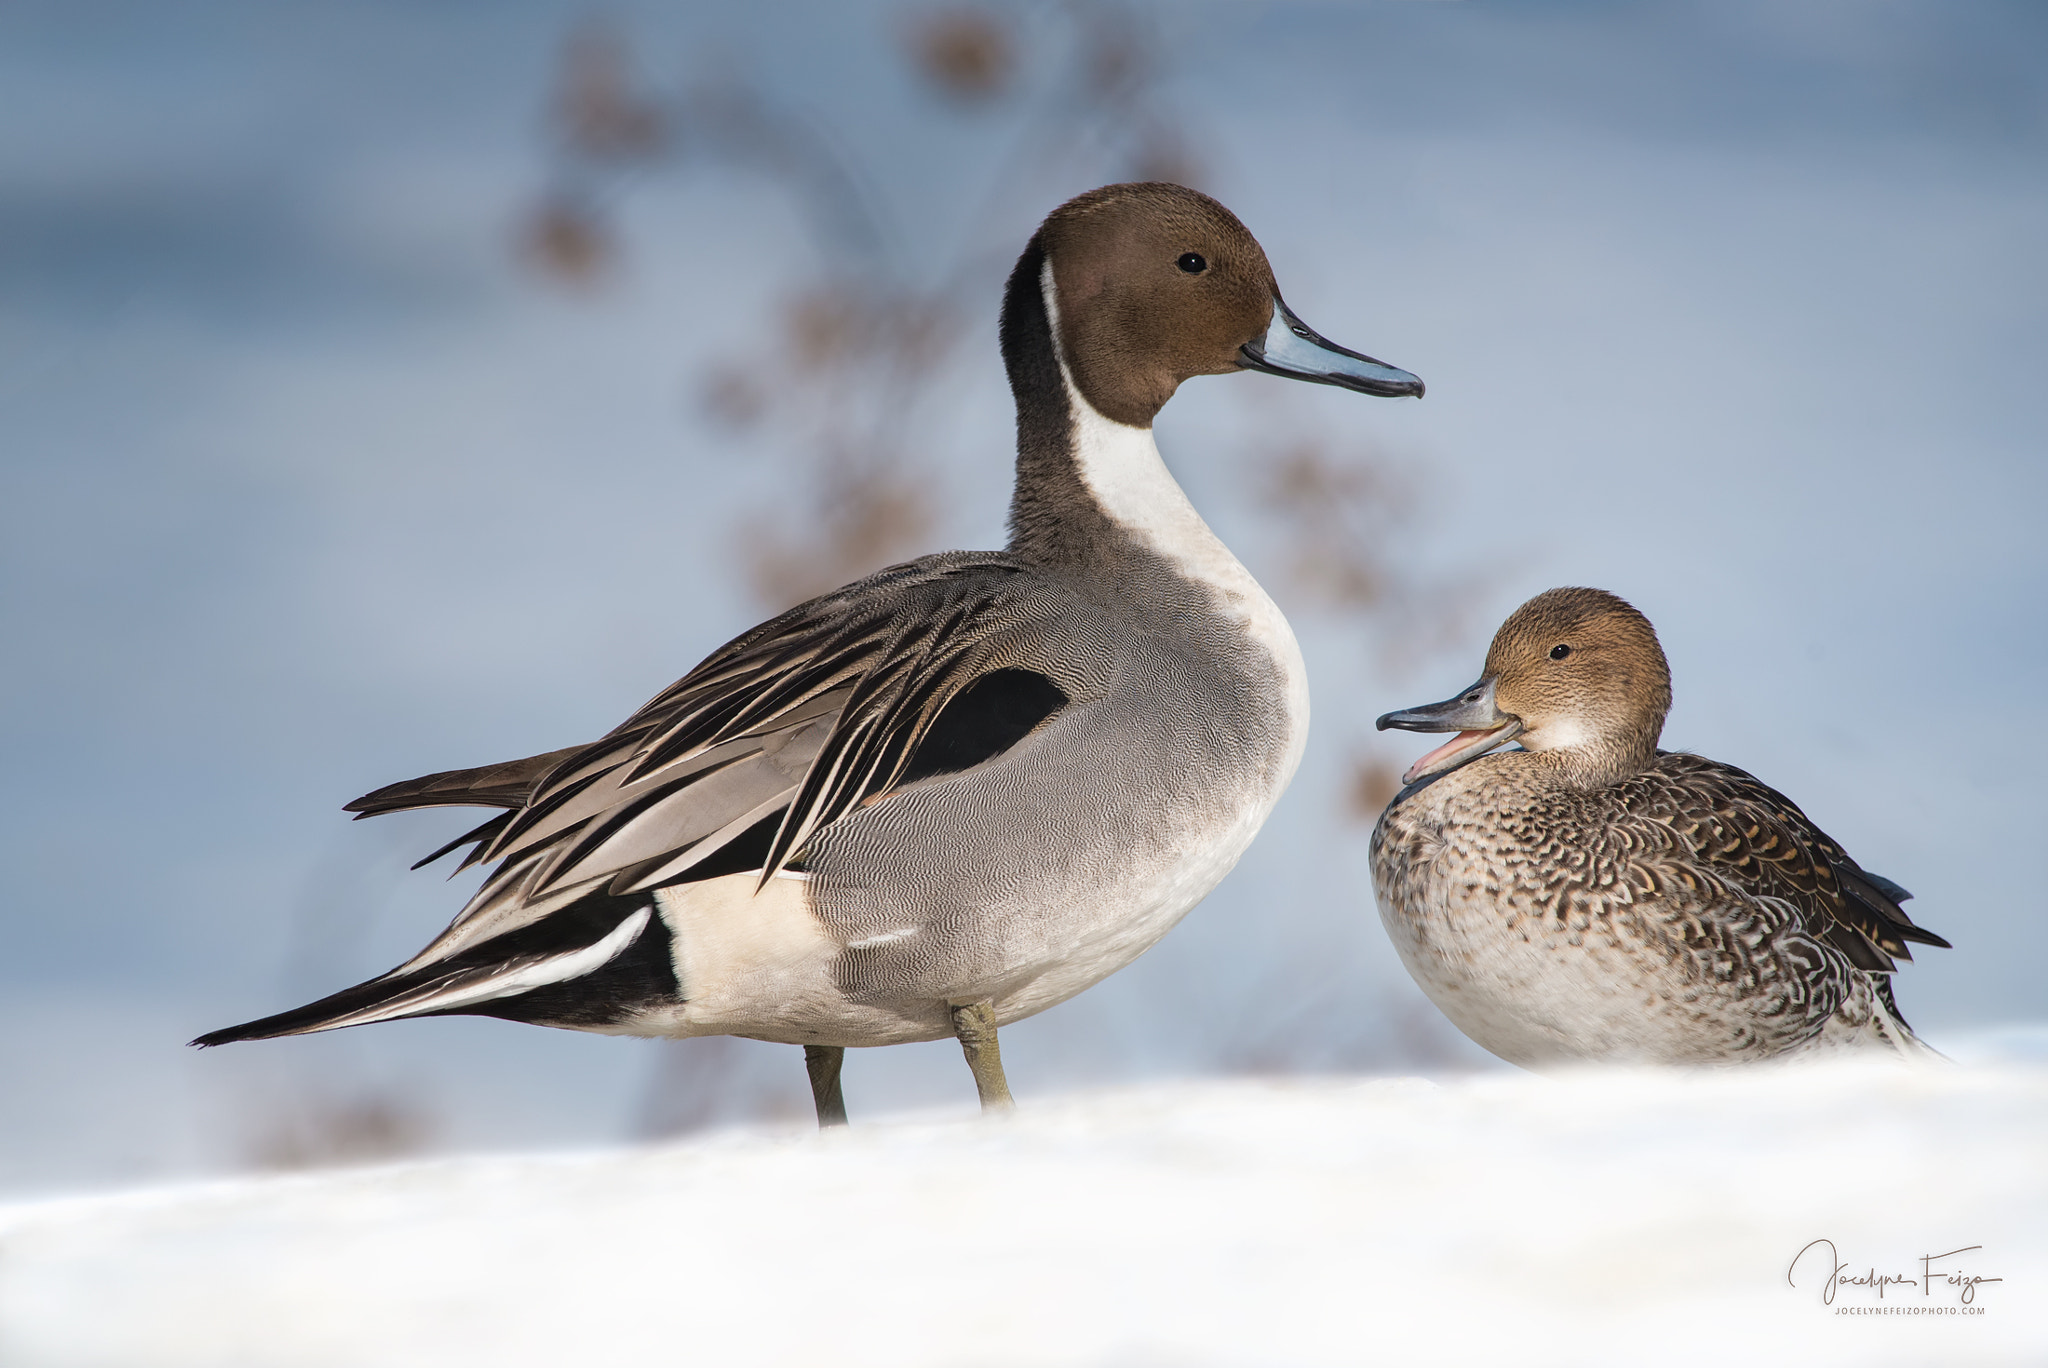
1377, 587, 1672, 788
1027, 182, 1423, 428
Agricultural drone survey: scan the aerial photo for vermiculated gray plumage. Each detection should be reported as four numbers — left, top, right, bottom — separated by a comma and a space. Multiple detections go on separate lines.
195, 183, 1424, 1117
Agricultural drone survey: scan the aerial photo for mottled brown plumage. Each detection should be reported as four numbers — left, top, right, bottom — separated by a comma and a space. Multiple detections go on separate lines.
1372, 587, 1947, 1065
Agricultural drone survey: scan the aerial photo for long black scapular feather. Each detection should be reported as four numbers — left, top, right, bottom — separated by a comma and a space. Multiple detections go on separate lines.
206, 553, 1086, 1044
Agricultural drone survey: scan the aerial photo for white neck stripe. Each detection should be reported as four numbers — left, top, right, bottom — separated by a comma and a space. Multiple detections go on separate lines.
1038, 262, 1311, 778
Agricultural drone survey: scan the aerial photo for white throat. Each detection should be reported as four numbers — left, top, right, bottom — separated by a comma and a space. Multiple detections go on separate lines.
1519, 715, 1593, 753
1040, 263, 1310, 778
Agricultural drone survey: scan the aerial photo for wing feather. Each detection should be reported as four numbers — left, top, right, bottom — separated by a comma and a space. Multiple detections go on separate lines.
548, 716, 832, 888
386, 551, 1085, 972
345, 745, 589, 817
1637, 754, 1950, 972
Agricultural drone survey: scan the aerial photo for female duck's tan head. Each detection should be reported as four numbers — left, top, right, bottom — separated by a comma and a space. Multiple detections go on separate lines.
1013, 182, 1423, 428
1378, 587, 1673, 789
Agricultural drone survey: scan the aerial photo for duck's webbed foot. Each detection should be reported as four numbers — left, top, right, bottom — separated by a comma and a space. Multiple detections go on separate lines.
949, 1001, 1015, 1113
803, 1044, 848, 1128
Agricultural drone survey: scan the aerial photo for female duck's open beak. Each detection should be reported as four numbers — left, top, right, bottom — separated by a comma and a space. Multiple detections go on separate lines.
1238, 296, 1424, 398
1376, 676, 1522, 784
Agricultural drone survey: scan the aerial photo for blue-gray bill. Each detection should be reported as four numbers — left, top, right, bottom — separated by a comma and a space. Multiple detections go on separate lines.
1377, 676, 1521, 784
1238, 297, 1424, 398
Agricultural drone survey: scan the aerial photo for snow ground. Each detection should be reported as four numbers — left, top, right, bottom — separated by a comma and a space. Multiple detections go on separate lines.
4, 0, 2045, 1194
1, 1060, 2039, 1367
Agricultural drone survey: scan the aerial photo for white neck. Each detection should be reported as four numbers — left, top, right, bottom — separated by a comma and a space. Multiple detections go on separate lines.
1041, 264, 1310, 777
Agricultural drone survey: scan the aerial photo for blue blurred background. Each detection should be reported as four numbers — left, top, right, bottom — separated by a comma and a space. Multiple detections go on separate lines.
2, 0, 2043, 1193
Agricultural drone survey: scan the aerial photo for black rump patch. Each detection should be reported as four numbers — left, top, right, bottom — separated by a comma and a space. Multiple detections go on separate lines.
444, 888, 678, 1029
898, 668, 1068, 786
192, 887, 678, 1046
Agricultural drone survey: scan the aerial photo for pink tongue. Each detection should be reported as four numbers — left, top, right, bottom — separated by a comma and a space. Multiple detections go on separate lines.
1404, 729, 1495, 784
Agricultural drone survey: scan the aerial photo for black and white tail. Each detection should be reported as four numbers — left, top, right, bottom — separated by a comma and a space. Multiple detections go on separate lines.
192, 889, 675, 1045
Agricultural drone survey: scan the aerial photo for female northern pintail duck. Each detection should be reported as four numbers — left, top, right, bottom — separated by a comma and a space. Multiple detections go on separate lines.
197, 182, 1423, 1123
1371, 587, 1948, 1067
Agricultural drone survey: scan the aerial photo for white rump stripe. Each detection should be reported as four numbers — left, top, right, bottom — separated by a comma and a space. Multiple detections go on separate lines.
351, 907, 654, 1027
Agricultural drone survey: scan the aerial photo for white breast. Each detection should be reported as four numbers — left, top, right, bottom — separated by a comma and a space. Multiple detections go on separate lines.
1041, 263, 1311, 788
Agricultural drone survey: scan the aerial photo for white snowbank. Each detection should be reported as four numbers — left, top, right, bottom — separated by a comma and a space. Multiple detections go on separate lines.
1, 1062, 2040, 1367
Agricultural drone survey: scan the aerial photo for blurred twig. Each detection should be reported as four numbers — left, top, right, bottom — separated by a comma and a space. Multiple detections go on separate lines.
235, 825, 443, 1171
523, 3, 1205, 608
636, 1037, 810, 1138
242, 1085, 439, 1171
514, 4, 1481, 1119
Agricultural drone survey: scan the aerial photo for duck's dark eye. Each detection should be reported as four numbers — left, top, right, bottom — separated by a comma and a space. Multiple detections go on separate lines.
1177, 253, 1206, 274
1550, 644, 1572, 660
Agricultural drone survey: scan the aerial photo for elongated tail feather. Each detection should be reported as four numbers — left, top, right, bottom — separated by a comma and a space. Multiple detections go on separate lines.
192, 891, 674, 1045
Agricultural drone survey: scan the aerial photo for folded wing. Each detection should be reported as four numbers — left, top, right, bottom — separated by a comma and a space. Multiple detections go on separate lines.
354, 551, 1080, 977
1641, 753, 1950, 973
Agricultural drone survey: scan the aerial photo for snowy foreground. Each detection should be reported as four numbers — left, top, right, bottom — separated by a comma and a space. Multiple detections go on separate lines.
2, 1062, 2041, 1367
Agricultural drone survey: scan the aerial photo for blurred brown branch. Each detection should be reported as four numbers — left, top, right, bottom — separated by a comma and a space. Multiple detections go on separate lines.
1254, 433, 1491, 826
1258, 436, 1479, 665
509, 3, 1482, 1117
244, 828, 444, 1171
522, 193, 612, 284
637, 1037, 811, 1139
905, 7, 1016, 103
1349, 756, 1406, 823
241, 1083, 438, 1172
554, 23, 667, 162
522, 3, 1212, 610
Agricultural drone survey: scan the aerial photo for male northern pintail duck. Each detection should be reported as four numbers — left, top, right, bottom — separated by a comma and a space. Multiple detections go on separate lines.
196, 182, 1424, 1123
1370, 587, 1948, 1067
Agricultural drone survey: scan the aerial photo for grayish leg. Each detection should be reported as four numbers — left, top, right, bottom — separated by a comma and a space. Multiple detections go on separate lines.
949, 1002, 1015, 1112
804, 1044, 848, 1128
